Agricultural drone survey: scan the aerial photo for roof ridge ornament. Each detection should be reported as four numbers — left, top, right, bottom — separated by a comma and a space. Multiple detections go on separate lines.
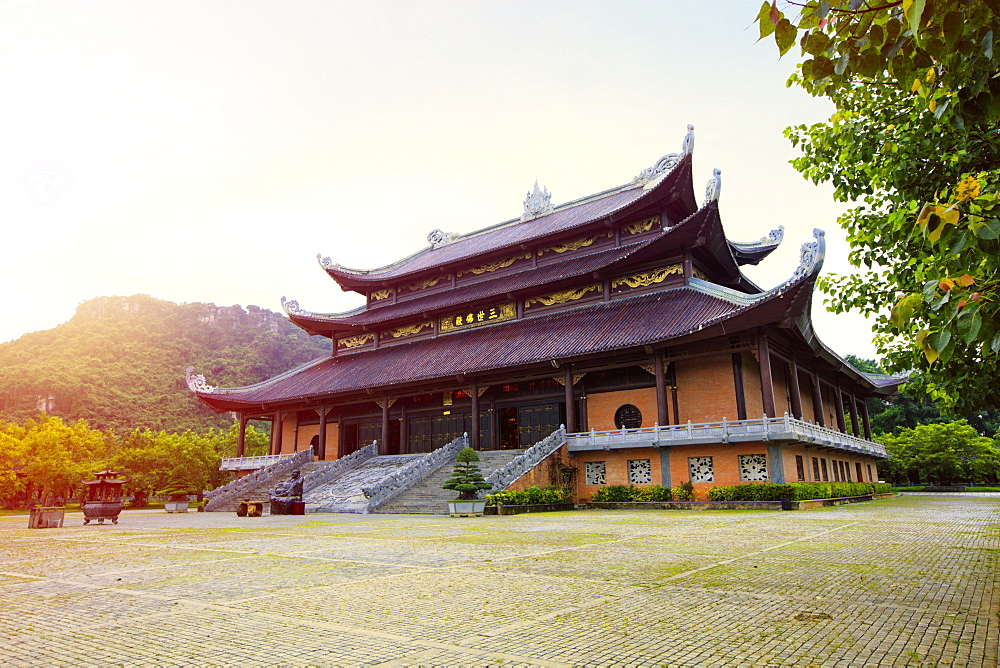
280, 296, 305, 315
185, 367, 216, 394
427, 229, 461, 249
634, 123, 695, 186
704, 168, 721, 206
791, 228, 826, 281
317, 253, 338, 270
762, 226, 784, 245
521, 180, 554, 222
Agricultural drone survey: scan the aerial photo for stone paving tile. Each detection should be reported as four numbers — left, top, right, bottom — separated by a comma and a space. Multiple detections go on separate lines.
0, 495, 995, 667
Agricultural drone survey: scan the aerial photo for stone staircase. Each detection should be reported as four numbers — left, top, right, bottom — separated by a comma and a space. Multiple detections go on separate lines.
304, 454, 423, 513
374, 449, 525, 515
207, 459, 334, 512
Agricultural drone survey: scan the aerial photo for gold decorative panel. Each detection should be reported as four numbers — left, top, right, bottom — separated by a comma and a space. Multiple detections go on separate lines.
623, 216, 659, 236
525, 283, 600, 308
337, 332, 374, 350
386, 321, 433, 339
693, 268, 709, 281
611, 264, 683, 289
370, 289, 392, 301
401, 274, 449, 293
537, 231, 612, 257
457, 252, 531, 278
439, 302, 516, 333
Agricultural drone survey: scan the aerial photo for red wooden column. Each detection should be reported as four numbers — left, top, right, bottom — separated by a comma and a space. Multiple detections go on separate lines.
861, 398, 873, 440
470, 382, 480, 450
380, 394, 390, 455
810, 374, 825, 427
271, 410, 283, 455
848, 393, 862, 437
237, 414, 247, 458
655, 350, 670, 425
757, 332, 777, 418
834, 385, 847, 433
564, 366, 576, 433
731, 352, 747, 420
788, 355, 803, 420
317, 406, 328, 460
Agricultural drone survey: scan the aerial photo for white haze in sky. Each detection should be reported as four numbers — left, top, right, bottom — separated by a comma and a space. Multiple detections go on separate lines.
0, 1, 876, 359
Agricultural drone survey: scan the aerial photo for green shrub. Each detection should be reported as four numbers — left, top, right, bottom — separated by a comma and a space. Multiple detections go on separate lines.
485, 485, 568, 506
590, 485, 673, 502
788, 482, 884, 500
872, 482, 894, 494
672, 481, 694, 502
707, 483, 794, 502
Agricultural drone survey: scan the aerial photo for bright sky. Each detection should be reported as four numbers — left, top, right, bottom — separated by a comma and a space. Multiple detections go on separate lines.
0, 1, 877, 359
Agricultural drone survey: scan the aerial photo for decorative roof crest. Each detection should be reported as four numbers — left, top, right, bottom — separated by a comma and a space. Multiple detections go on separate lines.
762, 226, 784, 245
427, 229, 461, 249
634, 123, 695, 185
185, 366, 216, 394
317, 253, 338, 270
280, 296, 305, 315
704, 168, 721, 206
522, 180, 554, 221
791, 228, 826, 281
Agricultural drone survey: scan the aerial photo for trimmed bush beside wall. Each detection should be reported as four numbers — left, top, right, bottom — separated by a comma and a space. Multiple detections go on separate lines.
486, 486, 568, 506
591, 485, 673, 502
708, 481, 894, 502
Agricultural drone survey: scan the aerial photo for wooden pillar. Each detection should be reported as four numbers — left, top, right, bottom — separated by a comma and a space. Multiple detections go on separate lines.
564, 366, 576, 433
336, 414, 344, 458
272, 410, 283, 455
669, 362, 680, 423
861, 398, 873, 441
470, 382, 480, 450
788, 355, 803, 420
757, 332, 776, 418
293, 411, 301, 452
731, 352, 747, 420
318, 406, 328, 460
399, 404, 407, 454
834, 385, 847, 433
810, 374, 825, 427
848, 393, 861, 437
237, 414, 247, 458
655, 350, 670, 425
380, 394, 390, 455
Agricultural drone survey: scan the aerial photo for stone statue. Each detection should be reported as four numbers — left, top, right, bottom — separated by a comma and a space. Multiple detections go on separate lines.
269, 470, 304, 515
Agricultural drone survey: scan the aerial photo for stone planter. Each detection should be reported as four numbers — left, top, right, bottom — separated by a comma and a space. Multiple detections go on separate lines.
484, 502, 575, 516
164, 500, 190, 513
447, 499, 487, 517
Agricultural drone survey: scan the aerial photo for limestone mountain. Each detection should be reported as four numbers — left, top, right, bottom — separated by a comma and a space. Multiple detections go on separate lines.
0, 295, 329, 432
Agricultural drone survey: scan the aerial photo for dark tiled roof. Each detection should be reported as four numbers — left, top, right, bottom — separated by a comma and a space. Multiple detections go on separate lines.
320, 156, 694, 286
202, 286, 760, 407
292, 237, 661, 331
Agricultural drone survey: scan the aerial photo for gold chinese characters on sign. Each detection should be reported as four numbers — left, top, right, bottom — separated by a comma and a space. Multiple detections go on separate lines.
337, 332, 375, 350
623, 216, 659, 236
369, 289, 392, 301
439, 303, 516, 332
611, 264, 683, 289
537, 231, 612, 257
525, 283, 600, 308
457, 252, 531, 278
386, 321, 432, 339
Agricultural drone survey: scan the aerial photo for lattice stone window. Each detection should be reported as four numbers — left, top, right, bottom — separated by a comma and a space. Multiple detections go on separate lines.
795, 455, 805, 482
628, 459, 652, 485
688, 456, 714, 483
739, 454, 768, 482
585, 461, 607, 485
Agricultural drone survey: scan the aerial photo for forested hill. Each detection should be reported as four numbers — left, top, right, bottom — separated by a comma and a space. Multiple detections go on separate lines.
0, 295, 330, 432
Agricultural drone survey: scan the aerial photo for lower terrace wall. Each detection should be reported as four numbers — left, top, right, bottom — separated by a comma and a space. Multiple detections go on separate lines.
501, 443, 575, 493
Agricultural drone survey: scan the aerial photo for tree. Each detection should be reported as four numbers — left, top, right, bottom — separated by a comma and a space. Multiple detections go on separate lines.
442, 447, 492, 500
756, 1, 1000, 414
878, 419, 1000, 484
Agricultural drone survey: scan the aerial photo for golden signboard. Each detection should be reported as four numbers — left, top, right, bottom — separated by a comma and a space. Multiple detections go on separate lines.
439, 302, 516, 332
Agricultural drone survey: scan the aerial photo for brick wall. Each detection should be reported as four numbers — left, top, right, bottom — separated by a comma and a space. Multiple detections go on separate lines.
586, 388, 658, 431
503, 444, 574, 492
675, 354, 739, 423
667, 442, 773, 500
574, 446, 663, 503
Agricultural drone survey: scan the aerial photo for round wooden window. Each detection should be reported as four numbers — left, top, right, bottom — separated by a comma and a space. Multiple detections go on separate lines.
614, 404, 643, 429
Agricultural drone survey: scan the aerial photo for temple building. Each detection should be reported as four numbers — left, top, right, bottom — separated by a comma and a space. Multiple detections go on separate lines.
188, 126, 901, 502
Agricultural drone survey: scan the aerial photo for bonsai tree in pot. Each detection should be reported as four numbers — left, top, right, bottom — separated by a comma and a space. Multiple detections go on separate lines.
157, 465, 202, 513
442, 447, 492, 516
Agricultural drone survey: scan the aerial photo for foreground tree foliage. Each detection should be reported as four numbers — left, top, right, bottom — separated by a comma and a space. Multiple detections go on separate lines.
757, 1, 1000, 413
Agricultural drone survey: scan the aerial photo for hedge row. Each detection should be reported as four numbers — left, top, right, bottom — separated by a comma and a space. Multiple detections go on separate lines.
707, 481, 894, 502
591, 485, 674, 502
485, 486, 568, 506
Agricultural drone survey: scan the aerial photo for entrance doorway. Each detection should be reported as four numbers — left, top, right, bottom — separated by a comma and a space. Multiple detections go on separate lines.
498, 403, 562, 449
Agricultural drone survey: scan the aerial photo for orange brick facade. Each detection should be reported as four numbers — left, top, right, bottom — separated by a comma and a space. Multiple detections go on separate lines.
586, 388, 658, 430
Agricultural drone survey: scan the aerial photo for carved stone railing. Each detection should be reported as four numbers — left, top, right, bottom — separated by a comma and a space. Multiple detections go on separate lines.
565, 415, 887, 458
361, 434, 468, 513
485, 427, 567, 493
220, 453, 297, 471
302, 441, 378, 494
205, 447, 314, 511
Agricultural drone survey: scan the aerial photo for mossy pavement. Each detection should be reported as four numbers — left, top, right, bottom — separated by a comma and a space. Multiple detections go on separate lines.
0, 495, 996, 666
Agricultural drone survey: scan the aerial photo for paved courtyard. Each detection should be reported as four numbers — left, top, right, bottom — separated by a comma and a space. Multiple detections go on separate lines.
0, 495, 997, 666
